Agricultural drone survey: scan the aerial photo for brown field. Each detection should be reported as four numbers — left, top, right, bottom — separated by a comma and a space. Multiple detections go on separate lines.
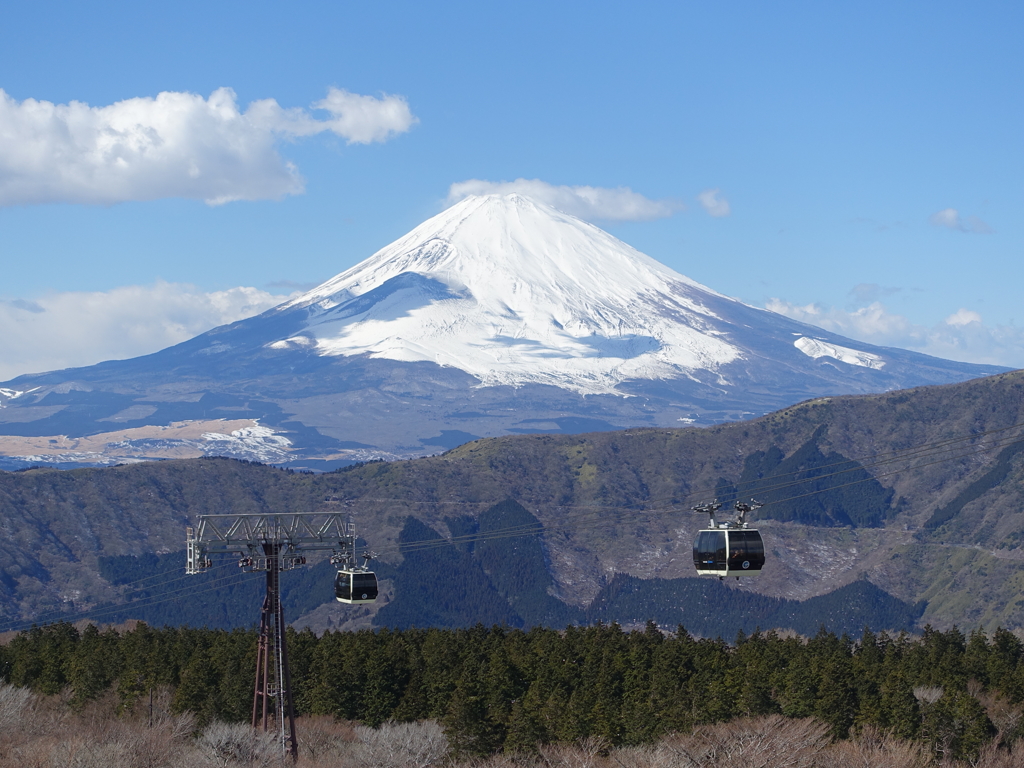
2, 683, 1024, 768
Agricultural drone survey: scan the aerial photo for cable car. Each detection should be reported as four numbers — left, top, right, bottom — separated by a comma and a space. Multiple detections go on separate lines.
692, 500, 766, 579
332, 526, 379, 604
334, 568, 378, 604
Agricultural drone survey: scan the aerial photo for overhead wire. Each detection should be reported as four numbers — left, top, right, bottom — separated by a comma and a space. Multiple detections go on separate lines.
393, 442, 1021, 554
372, 425, 1024, 557
7, 420, 1024, 634
0, 562, 257, 634
350, 419, 1024, 516
0, 559, 241, 632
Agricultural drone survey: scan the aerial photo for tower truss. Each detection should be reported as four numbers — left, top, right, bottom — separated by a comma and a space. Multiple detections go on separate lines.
187, 513, 359, 761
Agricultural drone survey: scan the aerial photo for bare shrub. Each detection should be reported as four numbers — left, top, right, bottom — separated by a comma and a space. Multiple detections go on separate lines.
197, 721, 284, 767
7, 708, 202, 768
44, 736, 141, 768
351, 720, 449, 768
537, 735, 609, 768
913, 686, 944, 705
658, 715, 830, 768
605, 744, 674, 768
297, 715, 359, 762
468, 755, 542, 768
0, 683, 35, 732
974, 740, 1024, 767
815, 724, 930, 768
977, 691, 1024, 744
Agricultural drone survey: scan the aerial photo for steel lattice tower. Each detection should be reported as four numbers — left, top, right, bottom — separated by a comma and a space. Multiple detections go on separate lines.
187, 513, 360, 761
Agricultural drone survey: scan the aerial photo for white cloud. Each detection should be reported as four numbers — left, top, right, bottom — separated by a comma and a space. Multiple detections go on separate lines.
849, 283, 901, 304
0, 87, 416, 207
945, 308, 982, 327
697, 188, 730, 217
928, 208, 993, 234
766, 298, 1024, 368
0, 282, 289, 380
311, 89, 417, 144
447, 179, 683, 222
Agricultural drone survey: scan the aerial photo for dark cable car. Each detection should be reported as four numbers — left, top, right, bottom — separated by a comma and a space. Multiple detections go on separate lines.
692, 500, 766, 579
333, 526, 379, 604
334, 567, 378, 604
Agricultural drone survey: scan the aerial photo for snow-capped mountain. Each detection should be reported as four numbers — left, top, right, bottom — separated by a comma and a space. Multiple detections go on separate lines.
0, 194, 1008, 467
273, 194, 739, 393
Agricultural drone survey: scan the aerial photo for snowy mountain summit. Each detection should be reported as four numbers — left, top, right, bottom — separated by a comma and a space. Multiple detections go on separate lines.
270, 194, 744, 393
0, 194, 1006, 466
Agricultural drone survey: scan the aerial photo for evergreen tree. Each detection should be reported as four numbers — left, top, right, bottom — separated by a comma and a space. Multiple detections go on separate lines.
852, 628, 883, 718
780, 651, 817, 718
619, 622, 663, 744
989, 627, 1024, 703
878, 668, 920, 739
67, 624, 121, 707
172, 646, 219, 724
921, 690, 996, 763
731, 630, 783, 718
443, 663, 503, 757
813, 657, 858, 738
503, 699, 544, 754
361, 628, 411, 726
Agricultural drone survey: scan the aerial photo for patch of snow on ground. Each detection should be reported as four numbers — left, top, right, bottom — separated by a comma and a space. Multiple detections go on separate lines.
201, 423, 293, 462
0, 388, 26, 407
794, 337, 885, 370
2, 451, 125, 466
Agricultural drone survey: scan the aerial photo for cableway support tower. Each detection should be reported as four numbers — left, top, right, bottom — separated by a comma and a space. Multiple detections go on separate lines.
186, 512, 366, 762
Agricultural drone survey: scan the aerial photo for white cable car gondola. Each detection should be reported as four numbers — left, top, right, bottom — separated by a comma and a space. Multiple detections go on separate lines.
692, 500, 766, 579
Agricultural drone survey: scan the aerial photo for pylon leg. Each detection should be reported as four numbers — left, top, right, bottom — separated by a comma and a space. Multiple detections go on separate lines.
276, 589, 298, 760
252, 592, 272, 729
250, 543, 299, 761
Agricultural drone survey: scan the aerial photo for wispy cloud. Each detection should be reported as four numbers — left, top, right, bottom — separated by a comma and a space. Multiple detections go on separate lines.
849, 283, 901, 305
697, 188, 731, 217
0, 87, 417, 207
929, 208, 993, 234
766, 298, 1023, 368
447, 179, 684, 222
0, 282, 288, 380
265, 279, 322, 293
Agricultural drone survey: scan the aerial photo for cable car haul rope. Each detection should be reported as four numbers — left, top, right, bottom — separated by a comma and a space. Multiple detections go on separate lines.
6, 418, 1024, 639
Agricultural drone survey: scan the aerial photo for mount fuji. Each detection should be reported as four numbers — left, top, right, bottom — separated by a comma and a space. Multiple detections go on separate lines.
0, 194, 1006, 469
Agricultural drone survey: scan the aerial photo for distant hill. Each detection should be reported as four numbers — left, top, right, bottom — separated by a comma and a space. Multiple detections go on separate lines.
0, 369, 1023, 635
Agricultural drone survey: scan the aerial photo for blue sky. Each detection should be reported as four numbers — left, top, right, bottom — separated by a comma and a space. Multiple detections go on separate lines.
0, 1, 1021, 379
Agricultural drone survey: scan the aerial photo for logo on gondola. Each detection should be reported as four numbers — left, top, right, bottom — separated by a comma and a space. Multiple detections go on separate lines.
742, 560, 750, 569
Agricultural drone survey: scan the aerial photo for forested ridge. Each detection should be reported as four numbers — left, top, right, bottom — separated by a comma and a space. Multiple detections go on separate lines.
2, 369, 1024, 632
3, 620, 1022, 761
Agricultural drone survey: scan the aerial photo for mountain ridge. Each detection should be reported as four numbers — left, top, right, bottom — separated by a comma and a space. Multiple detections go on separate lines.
0, 194, 1007, 466
1, 369, 1023, 633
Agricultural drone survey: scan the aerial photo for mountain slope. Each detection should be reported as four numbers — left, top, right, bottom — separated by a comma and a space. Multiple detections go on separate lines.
0, 194, 1006, 466
275, 194, 740, 392
2, 369, 1024, 634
